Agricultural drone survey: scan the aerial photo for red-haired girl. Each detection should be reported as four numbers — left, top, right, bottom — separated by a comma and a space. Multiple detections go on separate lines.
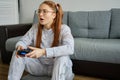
8, 1, 74, 80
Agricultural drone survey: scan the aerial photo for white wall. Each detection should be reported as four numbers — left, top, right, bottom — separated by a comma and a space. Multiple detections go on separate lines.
19, 0, 120, 24
0, 0, 19, 25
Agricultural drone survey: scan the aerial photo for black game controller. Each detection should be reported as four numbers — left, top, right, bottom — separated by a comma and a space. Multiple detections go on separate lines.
17, 48, 32, 56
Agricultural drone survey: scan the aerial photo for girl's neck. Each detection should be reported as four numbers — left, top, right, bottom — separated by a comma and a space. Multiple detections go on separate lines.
44, 25, 51, 30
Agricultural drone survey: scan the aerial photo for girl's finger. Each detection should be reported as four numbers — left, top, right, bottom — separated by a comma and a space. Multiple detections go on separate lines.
28, 46, 36, 50
25, 51, 34, 57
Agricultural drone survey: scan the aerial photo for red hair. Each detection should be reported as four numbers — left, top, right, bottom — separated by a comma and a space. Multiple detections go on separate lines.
36, 0, 63, 48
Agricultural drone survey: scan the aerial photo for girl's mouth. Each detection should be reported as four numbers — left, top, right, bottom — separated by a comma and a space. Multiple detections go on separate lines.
40, 18, 44, 21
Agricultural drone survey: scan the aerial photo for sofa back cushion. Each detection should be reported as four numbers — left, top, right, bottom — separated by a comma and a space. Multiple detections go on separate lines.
110, 8, 120, 38
33, 11, 39, 24
88, 11, 111, 38
68, 11, 88, 38
68, 11, 111, 38
62, 11, 68, 24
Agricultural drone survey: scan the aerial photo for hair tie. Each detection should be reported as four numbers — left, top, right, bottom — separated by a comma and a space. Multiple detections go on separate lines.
56, 4, 58, 12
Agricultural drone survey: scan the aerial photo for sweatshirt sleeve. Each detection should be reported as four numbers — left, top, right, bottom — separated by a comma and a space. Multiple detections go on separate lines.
15, 24, 37, 49
46, 24, 74, 58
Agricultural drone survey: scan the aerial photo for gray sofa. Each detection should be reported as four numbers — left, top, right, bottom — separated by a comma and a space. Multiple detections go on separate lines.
0, 8, 120, 79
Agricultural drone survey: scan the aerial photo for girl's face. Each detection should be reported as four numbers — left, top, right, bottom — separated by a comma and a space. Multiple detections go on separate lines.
38, 4, 56, 29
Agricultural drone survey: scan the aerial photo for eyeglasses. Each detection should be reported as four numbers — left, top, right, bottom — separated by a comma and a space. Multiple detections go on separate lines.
36, 9, 55, 15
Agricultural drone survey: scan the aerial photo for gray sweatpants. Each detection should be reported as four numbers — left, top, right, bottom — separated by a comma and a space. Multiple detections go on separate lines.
8, 51, 74, 80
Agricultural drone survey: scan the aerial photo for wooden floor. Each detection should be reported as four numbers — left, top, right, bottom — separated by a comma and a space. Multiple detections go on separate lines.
0, 62, 9, 80
0, 58, 106, 80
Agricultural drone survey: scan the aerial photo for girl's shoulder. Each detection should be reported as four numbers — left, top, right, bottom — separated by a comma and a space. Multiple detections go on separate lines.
61, 24, 71, 32
31, 23, 39, 29
29, 23, 39, 31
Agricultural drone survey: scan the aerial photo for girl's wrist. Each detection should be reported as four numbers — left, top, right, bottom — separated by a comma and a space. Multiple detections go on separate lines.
42, 48, 46, 56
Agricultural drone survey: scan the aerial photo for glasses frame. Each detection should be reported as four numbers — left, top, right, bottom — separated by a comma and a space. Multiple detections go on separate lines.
36, 9, 55, 15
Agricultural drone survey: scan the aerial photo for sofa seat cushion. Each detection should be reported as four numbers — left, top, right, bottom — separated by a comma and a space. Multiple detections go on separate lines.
6, 36, 22, 52
70, 38, 120, 64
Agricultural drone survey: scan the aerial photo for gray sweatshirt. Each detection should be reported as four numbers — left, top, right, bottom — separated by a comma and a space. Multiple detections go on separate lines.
16, 24, 74, 64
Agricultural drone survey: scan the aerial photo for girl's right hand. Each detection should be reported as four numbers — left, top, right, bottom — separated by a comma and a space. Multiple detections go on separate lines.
15, 45, 24, 58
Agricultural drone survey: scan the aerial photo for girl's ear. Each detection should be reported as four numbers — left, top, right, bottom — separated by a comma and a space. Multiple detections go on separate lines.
52, 13, 56, 19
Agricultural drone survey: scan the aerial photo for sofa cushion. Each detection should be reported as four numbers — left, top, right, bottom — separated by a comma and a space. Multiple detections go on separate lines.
6, 36, 22, 52
70, 38, 120, 64
68, 11, 111, 38
68, 11, 88, 38
88, 11, 111, 38
62, 11, 68, 24
33, 11, 38, 24
110, 8, 120, 38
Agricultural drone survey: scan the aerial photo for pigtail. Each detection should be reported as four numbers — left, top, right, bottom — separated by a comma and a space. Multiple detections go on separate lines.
51, 3, 63, 47
36, 23, 42, 48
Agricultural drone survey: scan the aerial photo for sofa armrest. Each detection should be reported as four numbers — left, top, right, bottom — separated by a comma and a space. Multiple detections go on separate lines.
0, 23, 32, 48
0, 23, 32, 38
0, 23, 32, 63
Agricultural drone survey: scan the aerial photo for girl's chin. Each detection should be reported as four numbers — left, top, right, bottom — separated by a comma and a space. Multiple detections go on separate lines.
39, 22, 45, 25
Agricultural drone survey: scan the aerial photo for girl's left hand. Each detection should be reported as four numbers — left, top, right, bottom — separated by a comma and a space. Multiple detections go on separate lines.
25, 46, 46, 58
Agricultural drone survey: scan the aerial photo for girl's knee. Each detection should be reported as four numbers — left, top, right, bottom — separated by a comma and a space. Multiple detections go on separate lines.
55, 56, 69, 63
54, 56, 72, 67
